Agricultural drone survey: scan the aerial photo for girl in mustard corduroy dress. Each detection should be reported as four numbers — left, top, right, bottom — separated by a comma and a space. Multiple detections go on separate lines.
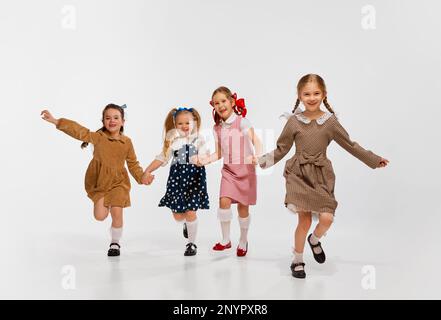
258, 74, 389, 279
41, 104, 147, 257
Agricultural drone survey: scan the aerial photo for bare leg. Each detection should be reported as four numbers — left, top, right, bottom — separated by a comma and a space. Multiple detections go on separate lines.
294, 211, 312, 254
313, 212, 334, 238
110, 207, 123, 228
94, 197, 110, 221
309, 212, 334, 255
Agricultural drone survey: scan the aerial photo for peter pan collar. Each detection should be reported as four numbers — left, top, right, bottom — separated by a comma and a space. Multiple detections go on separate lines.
169, 129, 199, 142
295, 108, 333, 125
279, 108, 333, 125
221, 112, 237, 126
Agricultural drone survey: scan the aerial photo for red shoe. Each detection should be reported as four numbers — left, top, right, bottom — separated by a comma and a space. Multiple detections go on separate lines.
236, 243, 248, 257
213, 241, 232, 251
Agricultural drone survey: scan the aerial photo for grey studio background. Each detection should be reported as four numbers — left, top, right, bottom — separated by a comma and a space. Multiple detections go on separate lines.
1, 0, 440, 299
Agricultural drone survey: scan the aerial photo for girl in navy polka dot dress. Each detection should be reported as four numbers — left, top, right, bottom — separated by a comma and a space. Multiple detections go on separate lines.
142, 107, 210, 256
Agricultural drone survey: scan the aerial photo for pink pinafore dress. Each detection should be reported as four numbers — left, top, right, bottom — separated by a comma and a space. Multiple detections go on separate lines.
214, 116, 257, 205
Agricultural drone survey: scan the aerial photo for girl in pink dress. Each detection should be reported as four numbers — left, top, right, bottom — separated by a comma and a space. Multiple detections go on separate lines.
200, 86, 262, 257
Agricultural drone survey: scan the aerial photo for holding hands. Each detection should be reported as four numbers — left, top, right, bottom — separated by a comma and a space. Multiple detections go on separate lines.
142, 171, 155, 185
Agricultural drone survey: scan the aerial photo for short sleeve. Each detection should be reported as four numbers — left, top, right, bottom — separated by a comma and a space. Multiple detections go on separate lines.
196, 135, 209, 156
240, 117, 252, 133
155, 148, 172, 167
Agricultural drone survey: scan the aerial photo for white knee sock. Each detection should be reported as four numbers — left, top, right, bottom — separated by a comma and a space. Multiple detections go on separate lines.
186, 219, 198, 244
238, 215, 251, 250
110, 227, 123, 245
217, 208, 232, 245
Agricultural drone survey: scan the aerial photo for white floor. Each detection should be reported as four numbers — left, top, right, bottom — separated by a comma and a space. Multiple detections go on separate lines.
3, 206, 439, 300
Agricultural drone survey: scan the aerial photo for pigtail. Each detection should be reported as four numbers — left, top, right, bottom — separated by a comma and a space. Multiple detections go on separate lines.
162, 109, 177, 157
323, 97, 336, 117
81, 127, 104, 149
292, 98, 301, 114
190, 108, 202, 134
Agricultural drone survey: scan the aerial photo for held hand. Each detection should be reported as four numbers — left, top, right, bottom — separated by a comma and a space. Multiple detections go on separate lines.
245, 155, 258, 166
142, 172, 155, 185
191, 155, 206, 167
378, 158, 389, 168
40, 110, 58, 125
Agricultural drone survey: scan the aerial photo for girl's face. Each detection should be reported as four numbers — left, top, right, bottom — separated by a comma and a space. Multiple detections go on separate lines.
103, 108, 124, 134
175, 112, 194, 136
212, 92, 235, 120
299, 81, 326, 113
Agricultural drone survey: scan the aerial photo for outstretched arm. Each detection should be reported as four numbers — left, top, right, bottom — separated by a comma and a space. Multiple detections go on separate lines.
332, 118, 389, 169
41, 109, 100, 144
258, 116, 297, 169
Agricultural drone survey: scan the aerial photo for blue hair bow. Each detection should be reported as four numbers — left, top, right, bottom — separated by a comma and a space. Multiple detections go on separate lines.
173, 107, 193, 118
120, 104, 127, 109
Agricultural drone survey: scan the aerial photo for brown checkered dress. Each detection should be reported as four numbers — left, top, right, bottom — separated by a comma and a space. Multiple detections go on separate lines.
259, 112, 381, 214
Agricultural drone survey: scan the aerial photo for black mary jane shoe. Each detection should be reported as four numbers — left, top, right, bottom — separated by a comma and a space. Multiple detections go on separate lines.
107, 243, 121, 257
290, 262, 306, 279
184, 243, 197, 256
307, 234, 326, 264
183, 223, 188, 239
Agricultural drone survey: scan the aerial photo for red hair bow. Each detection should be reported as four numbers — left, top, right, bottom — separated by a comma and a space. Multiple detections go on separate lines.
232, 93, 247, 117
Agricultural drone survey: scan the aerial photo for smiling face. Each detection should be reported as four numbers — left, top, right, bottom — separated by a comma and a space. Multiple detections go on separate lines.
174, 111, 195, 136
299, 81, 326, 113
103, 108, 124, 135
212, 92, 235, 120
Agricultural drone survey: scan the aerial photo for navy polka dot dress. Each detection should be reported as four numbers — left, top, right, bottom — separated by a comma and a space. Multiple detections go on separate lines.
159, 139, 210, 213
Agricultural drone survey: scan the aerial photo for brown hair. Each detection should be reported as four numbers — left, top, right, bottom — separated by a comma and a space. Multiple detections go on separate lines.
81, 104, 125, 149
161, 108, 202, 156
292, 74, 336, 115
211, 86, 247, 125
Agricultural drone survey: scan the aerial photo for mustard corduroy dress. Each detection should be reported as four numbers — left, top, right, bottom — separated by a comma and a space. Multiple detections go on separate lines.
56, 118, 144, 207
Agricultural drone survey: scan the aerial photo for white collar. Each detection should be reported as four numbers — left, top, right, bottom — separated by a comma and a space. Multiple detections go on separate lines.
279, 108, 333, 125
290, 108, 333, 125
167, 129, 199, 142
221, 112, 237, 125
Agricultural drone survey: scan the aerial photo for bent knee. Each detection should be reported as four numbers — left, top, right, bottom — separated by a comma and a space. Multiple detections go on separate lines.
94, 213, 108, 221
173, 213, 186, 221
320, 213, 334, 225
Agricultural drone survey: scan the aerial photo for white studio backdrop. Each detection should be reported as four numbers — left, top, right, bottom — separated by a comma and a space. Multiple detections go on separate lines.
1, 0, 440, 298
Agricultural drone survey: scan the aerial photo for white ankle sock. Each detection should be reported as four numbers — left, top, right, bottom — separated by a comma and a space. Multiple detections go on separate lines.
309, 232, 321, 245
310, 232, 323, 254
186, 219, 198, 244
293, 250, 304, 264
217, 208, 232, 245
238, 216, 250, 250
110, 227, 123, 246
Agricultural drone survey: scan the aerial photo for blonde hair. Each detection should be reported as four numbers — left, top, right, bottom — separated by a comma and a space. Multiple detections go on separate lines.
161, 108, 202, 156
292, 74, 336, 115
